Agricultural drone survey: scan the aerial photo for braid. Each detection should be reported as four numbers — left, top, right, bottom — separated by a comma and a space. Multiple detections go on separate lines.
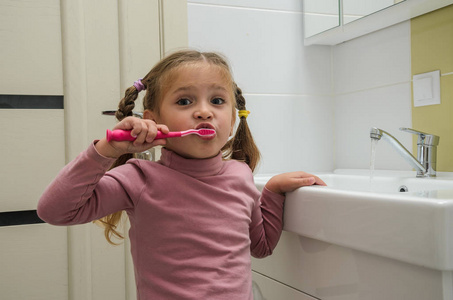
115, 86, 141, 120
111, 84, 144, 168
222, 84, 261, 172
235, 85, 246, 111
95, 84, 144, 245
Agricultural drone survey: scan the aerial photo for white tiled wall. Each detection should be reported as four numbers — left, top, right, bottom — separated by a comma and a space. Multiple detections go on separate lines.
333, 21, 413, 171
188, 1, 334, 174
188, 0, 414, 174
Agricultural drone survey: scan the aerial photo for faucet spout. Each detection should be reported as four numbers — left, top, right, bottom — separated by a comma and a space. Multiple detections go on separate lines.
370, 127, 426, 177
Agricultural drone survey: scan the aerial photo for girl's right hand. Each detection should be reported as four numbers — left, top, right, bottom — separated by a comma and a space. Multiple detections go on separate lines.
95, 116, 169, 158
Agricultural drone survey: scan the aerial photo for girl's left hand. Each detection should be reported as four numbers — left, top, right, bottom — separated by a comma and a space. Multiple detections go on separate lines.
264, 171, 326, 195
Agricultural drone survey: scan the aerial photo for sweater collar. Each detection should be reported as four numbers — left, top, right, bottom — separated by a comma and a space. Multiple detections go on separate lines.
159, 148, 224, 178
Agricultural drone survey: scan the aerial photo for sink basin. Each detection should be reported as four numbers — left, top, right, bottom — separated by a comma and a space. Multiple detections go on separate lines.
321, 169, 453, 196
254, 169, 453, 271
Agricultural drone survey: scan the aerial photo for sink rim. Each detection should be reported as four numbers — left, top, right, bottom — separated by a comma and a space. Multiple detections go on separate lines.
255, 169, 453, 200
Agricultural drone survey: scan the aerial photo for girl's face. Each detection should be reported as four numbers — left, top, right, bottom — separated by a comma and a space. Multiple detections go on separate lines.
144, 62, 235, 159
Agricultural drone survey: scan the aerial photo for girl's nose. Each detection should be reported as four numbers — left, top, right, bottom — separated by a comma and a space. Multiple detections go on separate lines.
194, 105, 213, 120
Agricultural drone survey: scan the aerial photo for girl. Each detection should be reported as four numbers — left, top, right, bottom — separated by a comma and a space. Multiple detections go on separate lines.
38, 50, 325, 299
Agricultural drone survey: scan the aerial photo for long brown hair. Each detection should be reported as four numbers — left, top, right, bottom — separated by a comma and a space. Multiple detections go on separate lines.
97, 49, 260, 244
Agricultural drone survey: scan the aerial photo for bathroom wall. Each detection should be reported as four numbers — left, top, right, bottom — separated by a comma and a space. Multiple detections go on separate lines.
187, 0, 334, 175
411, 5, 453, 172
333, 21, 414, 171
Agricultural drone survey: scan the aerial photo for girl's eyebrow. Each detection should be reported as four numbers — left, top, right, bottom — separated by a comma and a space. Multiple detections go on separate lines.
172, 84, 229, 93
173, 86, 193, 92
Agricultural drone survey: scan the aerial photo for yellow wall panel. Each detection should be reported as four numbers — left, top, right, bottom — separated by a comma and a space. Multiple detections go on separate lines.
411, 5, 453, 75
411, 5, 453, 172
412, 76, 453, 171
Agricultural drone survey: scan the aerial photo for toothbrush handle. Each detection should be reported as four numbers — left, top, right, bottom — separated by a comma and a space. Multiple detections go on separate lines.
155, 131, 182, 139
106, 129, 182, 141
106, 129, 135, 141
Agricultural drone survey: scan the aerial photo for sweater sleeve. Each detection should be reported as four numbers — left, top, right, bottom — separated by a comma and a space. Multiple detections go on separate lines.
249, 186, 285, 258
37, 142, 138, 225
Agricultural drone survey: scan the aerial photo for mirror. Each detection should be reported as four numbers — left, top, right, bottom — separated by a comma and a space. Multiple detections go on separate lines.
303, 0, 340, 38
304, 0, 405, 38
343, 0, 405, 24
304, 0, 453, 45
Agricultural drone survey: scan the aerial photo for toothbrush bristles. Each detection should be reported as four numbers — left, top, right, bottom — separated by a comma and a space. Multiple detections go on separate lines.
196, 129, 215, 136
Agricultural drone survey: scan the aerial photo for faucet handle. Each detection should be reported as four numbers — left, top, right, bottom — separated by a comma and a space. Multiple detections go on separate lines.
400, 127, 439, 146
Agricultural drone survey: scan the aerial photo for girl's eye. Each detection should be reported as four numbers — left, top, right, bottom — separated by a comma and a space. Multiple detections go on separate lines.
176, 98, 192, 106
211, 98, 225, 105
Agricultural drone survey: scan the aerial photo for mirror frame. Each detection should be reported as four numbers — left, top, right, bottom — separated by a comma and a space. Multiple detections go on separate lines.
305, 0, 453, 45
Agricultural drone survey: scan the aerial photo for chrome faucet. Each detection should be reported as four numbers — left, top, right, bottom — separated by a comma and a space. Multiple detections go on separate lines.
370, 127, 439, 177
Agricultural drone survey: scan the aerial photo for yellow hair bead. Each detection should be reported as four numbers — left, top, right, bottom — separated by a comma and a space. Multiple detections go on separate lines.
238, 110, 250, 119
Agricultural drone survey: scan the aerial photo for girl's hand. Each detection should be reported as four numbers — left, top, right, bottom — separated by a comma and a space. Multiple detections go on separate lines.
265, 171, 326, 195
95, 117, 169, 158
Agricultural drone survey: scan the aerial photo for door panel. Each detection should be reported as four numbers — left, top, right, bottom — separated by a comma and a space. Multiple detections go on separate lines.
0, 1, 67, 299
0, 0, 63, 95
0, 109, 65, 212
0, 224, 68, 300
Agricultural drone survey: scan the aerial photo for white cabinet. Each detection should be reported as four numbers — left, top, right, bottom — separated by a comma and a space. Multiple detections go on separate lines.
253, 271, 318, 300
252, 231, 445, 300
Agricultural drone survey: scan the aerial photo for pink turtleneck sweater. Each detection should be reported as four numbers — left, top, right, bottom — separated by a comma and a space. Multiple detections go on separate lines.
38, 142, 285, 300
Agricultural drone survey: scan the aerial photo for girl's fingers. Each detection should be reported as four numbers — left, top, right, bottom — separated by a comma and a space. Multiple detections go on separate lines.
291, 172, 326, 186
131, 120, 155, 144
293, 176, 315, 187
306, 175, 326, 186
144, 123, 168, 143
265, 172, 327, 195
156, 124, 169, 133
109, 117, 169, 151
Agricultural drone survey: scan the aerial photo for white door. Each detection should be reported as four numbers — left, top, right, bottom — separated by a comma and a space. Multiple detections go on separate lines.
0, 0, 68, 299
0, 1, 187, 299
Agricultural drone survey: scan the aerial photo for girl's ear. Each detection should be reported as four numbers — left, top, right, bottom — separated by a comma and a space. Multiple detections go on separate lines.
143, 109, 156, 121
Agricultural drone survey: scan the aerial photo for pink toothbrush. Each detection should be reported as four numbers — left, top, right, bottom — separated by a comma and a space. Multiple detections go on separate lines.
106, 128, 216, 142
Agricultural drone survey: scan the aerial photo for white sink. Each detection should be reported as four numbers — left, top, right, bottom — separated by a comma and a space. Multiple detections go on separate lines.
254, 169, 453, 271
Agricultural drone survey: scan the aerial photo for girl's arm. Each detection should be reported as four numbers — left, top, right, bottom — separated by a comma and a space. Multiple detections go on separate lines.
37, 142, 138, 225
38, 116, 168, 225
249, 172, 326, 258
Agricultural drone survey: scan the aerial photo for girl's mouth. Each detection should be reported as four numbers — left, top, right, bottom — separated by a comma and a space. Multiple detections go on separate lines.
195, 123, 215, 130
195, 124, 216, 140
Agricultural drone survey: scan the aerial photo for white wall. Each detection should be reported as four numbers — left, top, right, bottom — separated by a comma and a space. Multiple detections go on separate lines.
333, 22, 413, 171
188, 0, 334, 174
187, 0, 414, 174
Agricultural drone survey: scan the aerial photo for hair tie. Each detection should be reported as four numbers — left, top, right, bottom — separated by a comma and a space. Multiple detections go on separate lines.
133, 78, 145, 92
238, 110, 250, 119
